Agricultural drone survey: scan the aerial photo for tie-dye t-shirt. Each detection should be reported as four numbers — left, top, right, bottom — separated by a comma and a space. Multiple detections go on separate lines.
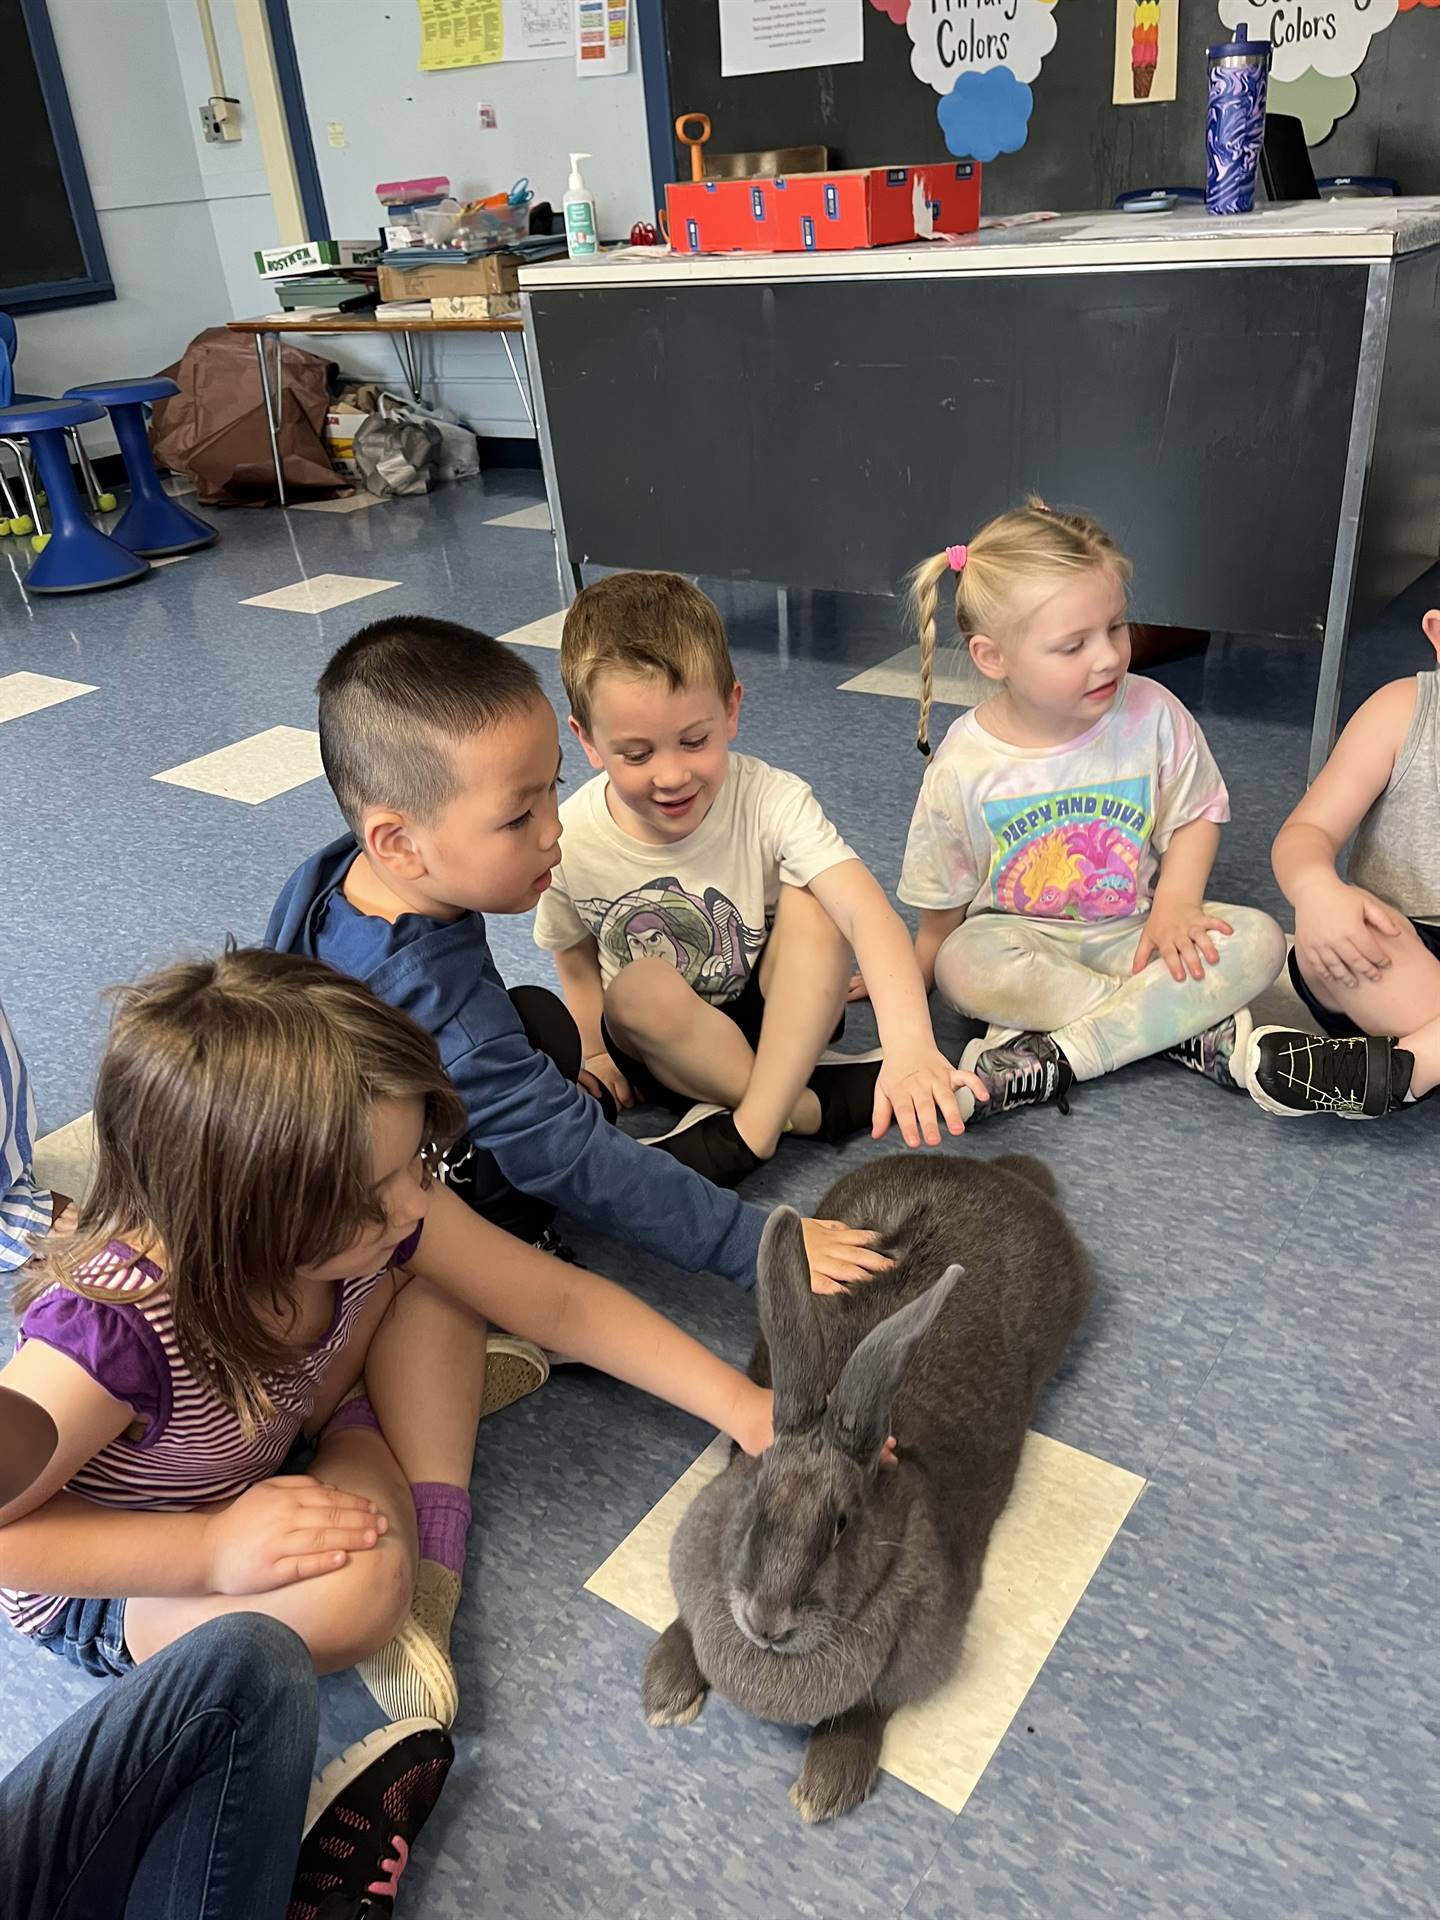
898, 676, 1229, 924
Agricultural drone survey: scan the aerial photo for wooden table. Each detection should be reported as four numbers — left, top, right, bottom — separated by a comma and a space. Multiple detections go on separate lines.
227, 312, 529, 506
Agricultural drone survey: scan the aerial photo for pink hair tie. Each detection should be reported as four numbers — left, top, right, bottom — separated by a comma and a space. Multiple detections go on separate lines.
945, 543, 968, 572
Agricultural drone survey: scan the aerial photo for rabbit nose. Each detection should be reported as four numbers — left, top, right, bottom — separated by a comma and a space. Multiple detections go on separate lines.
737, 1595, 797, 1650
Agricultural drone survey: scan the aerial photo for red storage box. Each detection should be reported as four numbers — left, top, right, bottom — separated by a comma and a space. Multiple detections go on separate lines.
666, 163, 982, 256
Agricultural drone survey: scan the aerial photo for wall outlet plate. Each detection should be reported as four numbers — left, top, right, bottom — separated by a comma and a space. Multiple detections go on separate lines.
200, 97, 241, 144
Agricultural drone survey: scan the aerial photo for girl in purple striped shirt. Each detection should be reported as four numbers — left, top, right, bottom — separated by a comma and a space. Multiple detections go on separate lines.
0, 948, 775, 1733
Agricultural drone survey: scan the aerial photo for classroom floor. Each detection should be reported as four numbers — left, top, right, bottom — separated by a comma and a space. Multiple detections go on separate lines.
1, 474, 1435, 1919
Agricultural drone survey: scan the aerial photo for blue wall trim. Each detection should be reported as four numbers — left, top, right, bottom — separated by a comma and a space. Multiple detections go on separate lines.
634, 0, 674, 220
264, 0, 330, 240
7, 0, 114, 313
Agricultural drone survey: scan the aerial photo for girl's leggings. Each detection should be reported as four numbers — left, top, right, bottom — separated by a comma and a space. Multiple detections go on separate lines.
935, 904, 1287, 1083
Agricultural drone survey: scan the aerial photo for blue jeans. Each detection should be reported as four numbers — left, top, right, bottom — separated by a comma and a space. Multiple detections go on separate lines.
0, 1614, 317, 1920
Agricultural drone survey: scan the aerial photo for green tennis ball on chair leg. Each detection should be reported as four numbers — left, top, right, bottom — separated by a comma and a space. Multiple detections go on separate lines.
97, 490, 118, 512
30, 531, 50, 553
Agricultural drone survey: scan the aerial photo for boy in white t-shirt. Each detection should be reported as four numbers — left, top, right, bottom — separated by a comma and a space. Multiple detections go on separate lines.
534, 572, 985, 1187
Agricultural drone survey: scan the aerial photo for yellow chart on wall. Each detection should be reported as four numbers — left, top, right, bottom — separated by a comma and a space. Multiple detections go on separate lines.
417, 0, 504, 69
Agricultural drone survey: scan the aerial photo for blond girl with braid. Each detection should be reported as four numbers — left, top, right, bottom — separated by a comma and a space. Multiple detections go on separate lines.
889, 500, 1285, 1118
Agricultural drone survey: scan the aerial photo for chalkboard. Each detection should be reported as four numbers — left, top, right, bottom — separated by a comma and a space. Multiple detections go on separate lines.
656, 1, 1440, 215
2, 0, 112, 310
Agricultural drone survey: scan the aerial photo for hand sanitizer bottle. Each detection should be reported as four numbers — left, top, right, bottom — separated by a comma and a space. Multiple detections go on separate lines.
564, 153, 598, 260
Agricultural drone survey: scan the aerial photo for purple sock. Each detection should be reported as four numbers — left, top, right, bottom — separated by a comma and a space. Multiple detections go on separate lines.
411, 1482, 472, 1578
323, 1392, 380, 1439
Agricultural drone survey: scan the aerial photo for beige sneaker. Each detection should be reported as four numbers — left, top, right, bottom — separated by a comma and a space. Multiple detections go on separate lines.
358, 1557, 462, 1727
482, 1333, 549, 1418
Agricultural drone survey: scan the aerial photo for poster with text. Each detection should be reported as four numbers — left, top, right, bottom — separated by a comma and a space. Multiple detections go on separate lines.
575, 0, 630, 74
1114, 0, 1179, 102
720, 0, 864, 77
906, 0, 1059, 161
1215, 0, 1399, 80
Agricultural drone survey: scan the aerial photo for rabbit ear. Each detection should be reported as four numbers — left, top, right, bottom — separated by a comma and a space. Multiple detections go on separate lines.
825, 1265, 963, 1465
757, 1206, 828, 1433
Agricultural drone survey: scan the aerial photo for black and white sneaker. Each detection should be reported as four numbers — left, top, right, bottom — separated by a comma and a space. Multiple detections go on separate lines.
1163, 1008, 1252, 1092
959, 1031, 1074, 1119
1246, 1028, 1414, 1119
531, 1225, 579, 1264
642, 1103, 763, 1187
287, 1718, 453, 1919
807, 1048, 883, 1143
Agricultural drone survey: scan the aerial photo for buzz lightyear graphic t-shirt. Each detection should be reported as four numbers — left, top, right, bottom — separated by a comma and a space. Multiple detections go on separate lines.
898, 676, 1229, 923
534, 753, 854, 1005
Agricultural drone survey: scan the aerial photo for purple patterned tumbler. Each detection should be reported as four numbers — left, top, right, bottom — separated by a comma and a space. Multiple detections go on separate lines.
1206, 23, 1272, 216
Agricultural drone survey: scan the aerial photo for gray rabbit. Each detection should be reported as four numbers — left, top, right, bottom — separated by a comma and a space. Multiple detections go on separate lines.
643, 1151, 1093, 1822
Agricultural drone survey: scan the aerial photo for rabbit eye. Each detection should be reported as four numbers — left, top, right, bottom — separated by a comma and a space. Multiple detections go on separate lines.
831, 1513, 849, 1546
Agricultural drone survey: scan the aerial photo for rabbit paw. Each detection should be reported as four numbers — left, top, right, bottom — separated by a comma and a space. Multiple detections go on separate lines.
643, 1618, 709, 1728
789, 1711, 885, 1823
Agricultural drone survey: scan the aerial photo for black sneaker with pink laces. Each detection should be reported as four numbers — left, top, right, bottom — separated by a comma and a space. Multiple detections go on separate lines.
287, 1718, 454, 1919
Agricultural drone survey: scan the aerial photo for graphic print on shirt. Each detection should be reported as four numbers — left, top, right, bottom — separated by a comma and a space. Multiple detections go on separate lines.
583, 878, 766, 1002
983, 778, 1153, 920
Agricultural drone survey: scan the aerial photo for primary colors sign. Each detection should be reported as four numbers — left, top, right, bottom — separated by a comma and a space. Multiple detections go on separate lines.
892, 0, 1060, 160
1215, 0, 1399, 78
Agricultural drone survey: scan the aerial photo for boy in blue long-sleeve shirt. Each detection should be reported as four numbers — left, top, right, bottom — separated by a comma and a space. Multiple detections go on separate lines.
267, 617, 881, 1295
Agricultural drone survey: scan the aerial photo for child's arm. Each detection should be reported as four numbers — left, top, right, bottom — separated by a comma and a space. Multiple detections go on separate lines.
849, 906, 966, 1003
0, 1344, 387, 1599
412, 1182, 773, 1454
554, 936, 634, 1109
0, 1383, 57, 1506
1273, 679, 1413, 986
915, 906, 967, 993
808, 861, 987, 1147
1132, 821, 1236, 981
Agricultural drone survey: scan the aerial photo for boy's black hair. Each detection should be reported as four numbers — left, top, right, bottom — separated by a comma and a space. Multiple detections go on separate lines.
317, 615, 543, 833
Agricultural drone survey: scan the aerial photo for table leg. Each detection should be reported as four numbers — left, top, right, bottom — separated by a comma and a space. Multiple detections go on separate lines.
390, 330, 422, 403
1310, 263, 1393, 782
519, 295, 575, 604
254, 333, 287, 508
500, 330, 536, 433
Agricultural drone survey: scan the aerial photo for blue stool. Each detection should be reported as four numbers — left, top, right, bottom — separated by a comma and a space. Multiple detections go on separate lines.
64, 378, 217, 557
0, 399, 148, 593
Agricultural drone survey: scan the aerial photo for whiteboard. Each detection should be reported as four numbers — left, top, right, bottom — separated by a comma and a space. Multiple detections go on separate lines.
285, 0, 657, 436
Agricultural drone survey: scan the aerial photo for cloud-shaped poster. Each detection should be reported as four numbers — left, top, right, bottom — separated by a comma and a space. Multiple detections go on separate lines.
1216, 0, 1398, 81
937, 67, 1035, 160
908, 0, 1059, 91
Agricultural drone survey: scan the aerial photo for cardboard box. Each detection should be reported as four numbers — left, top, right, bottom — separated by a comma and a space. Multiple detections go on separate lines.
431, 292, 520, 319
255, 239, 382, 279
376, 253, 520, 301
666, 164, 982, 256
323, 404, 369, 476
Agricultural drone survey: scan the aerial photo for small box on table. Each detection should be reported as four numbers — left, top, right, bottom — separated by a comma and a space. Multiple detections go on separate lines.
666, 164, 982, 256
376, 253, 521, 301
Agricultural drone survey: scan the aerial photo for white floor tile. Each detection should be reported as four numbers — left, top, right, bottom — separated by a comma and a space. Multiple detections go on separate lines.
587, 1427, 1142, 1816
291, 492, 382, 515
32, 1111, 96, 1208
840, 642, 987, 710
0, 672, 96, 725
485, 503, 552, 531
241, 573, 400, 614
500, 609, 565, 650
152, 725, 324, 805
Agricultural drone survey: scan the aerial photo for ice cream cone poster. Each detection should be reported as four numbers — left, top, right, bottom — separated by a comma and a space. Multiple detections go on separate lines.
1114, 0, 1179, 102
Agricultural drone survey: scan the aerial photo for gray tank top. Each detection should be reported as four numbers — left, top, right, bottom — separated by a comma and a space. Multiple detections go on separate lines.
1347, 670, 1440, 924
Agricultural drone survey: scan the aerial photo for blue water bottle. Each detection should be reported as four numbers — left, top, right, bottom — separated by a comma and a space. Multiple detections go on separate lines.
1206, 23, 1272, 216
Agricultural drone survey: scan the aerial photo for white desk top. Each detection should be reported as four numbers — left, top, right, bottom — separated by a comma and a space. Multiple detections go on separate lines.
521, 198, 1440, 292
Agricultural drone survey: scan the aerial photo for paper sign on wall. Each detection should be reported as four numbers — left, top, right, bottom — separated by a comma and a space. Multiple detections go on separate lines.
1215, 0, 1399, 80
416, 0, 569, 67
575, 0, 630, 74
1114, 0, 1179, 103
720, 0, 864, 77
904, 0, 1059, 162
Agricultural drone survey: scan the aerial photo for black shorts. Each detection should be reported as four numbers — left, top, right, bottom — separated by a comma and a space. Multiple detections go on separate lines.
600, 955, 845, 1113
1287, 919, 1440, 1038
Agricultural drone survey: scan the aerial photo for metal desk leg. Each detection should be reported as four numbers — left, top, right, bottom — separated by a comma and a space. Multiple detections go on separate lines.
500, 330, 536, 433
520, 294, 579, 605
389, 328, 423, 403
1311, 263, 1393, 782
254, 332, 287, 508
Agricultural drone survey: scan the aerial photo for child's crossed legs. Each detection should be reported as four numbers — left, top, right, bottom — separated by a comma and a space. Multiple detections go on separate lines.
604, 882, 852, 1159
936, 905, 1287, 1087
1292, 913, 1440, 1097
126, 1272, 487, 1720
